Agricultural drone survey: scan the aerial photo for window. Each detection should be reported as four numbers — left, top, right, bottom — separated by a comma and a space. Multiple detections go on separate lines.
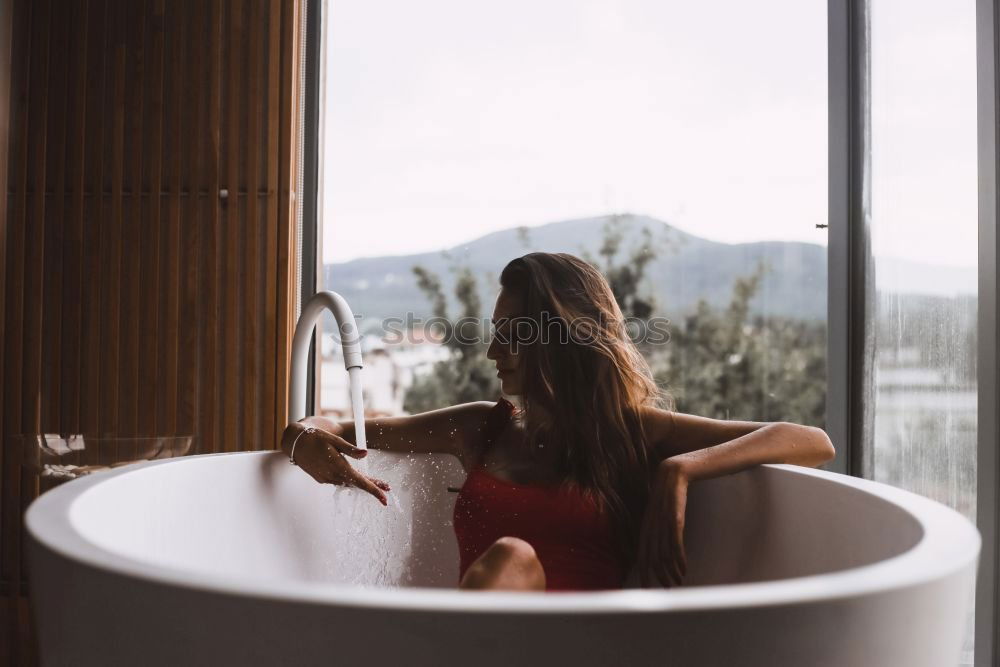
865, 0, 978, 662
317, 0, 828, 423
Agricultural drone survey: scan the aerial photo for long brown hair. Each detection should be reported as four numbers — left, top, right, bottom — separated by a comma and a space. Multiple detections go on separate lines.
498, 252, 669, 565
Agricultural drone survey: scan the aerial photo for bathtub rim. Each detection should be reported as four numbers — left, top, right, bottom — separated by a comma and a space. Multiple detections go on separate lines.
25, 451, 981, 615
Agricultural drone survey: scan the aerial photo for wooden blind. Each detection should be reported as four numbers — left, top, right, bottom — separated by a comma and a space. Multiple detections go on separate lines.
0, 0, 306, 661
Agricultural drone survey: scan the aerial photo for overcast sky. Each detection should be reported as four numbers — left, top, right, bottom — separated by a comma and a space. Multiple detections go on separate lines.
320, 0, 977, 269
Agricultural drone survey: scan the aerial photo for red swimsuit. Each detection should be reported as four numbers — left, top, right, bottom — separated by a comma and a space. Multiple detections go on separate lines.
452, 398, 625, 591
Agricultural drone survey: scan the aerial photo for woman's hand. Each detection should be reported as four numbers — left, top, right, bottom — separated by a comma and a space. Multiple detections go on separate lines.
282, 423, 391, 505
637, 458, 690, 588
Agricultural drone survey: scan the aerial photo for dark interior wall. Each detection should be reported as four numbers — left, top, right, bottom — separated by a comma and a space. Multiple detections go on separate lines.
0, 0, 306, 662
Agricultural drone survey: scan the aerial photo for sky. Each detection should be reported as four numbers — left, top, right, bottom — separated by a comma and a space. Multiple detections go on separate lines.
319, 0, 977, 269
869, 0, 978, 270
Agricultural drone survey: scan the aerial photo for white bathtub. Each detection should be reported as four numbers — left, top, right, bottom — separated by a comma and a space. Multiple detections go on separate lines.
26, 451, 979, 667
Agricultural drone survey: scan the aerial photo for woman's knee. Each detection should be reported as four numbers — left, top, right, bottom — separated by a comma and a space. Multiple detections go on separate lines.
459, 536, 546, 591
489, 536, 538, 563
487, 536, 545, 587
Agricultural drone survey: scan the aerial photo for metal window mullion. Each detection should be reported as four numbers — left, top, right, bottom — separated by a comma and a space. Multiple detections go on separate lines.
975, 1, 999, 665
827, 0, 872, 478
301, 0, 322, 415
827, 0, 850, 476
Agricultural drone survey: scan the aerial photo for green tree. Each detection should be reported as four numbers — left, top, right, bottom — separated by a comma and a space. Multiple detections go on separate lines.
654, 263, 826, 426
583, 214, 659, 321
403, 265, 499, 413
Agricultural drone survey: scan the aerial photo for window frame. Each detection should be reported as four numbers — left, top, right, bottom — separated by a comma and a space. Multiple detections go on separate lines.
826, 0, 870, 479
830, 0, 998, 663
975, 0, 999, 663
301, 0, 322, 415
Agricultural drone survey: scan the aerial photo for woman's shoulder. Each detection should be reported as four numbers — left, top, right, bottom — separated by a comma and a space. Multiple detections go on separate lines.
449, 399, 509, 423
454, 397, 515, 422
636, 404, 674, 437
428, 400, 493, 436
446, 400, 514, 466
634, 404, 677, 461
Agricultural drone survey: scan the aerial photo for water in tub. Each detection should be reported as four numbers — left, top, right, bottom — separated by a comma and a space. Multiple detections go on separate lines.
326, 367, 410, 587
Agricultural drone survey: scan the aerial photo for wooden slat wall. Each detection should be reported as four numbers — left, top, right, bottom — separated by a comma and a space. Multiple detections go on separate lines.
0, 0, 305, 662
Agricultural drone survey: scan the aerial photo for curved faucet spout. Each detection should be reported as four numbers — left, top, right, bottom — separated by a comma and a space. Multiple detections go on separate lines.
289, 291, 363, 422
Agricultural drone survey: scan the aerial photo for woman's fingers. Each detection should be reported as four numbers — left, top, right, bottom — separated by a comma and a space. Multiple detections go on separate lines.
667, 553, 683, 586
324, 454, 391, 505
643, 533, 659, 587
350, 471, 388, 505
657, 545, 675, 588
637, 480, 687, 589
654, 527, 669, 587
650, 531, 666, 587
654, 498, 676, 588
660, 496, 683, 588
662, 513, 681, 586
655, 493, 675, 587
636, 513, 653, 587
675, 522, 688, 579
330, 436, 368, 460
639, 479, 689, 589
672, 484, 688, 582
639, 501, 660, 587
368, 476, 391, 492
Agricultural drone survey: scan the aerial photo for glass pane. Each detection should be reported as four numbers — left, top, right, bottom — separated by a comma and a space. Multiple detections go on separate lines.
868, 1, 978, 663
318, 0, 827, 426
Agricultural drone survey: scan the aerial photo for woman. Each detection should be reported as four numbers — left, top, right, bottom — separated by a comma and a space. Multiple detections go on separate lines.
280, 253, 835, 591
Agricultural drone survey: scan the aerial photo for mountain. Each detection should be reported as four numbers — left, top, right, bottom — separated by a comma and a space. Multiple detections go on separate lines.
323, 214, 972, 329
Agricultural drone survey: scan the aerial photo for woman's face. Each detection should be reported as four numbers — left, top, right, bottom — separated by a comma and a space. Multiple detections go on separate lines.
486, 289, 524, 396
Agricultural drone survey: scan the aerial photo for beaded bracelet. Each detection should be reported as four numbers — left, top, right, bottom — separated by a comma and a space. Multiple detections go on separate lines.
289, 426, 316, 465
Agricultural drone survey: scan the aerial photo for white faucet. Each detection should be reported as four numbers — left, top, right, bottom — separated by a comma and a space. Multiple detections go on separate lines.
289, 291, 364, 423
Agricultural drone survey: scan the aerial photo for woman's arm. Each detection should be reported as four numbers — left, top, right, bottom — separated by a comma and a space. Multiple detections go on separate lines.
636, 408, 835, 588
641, 407, 836, 477
289, 401, 493, 462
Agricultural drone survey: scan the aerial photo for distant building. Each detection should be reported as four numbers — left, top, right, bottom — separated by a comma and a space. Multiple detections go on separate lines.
318, 328, 451, 417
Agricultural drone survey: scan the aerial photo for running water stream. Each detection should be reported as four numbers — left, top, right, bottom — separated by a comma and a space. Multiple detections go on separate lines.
349, 366, 367, 452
